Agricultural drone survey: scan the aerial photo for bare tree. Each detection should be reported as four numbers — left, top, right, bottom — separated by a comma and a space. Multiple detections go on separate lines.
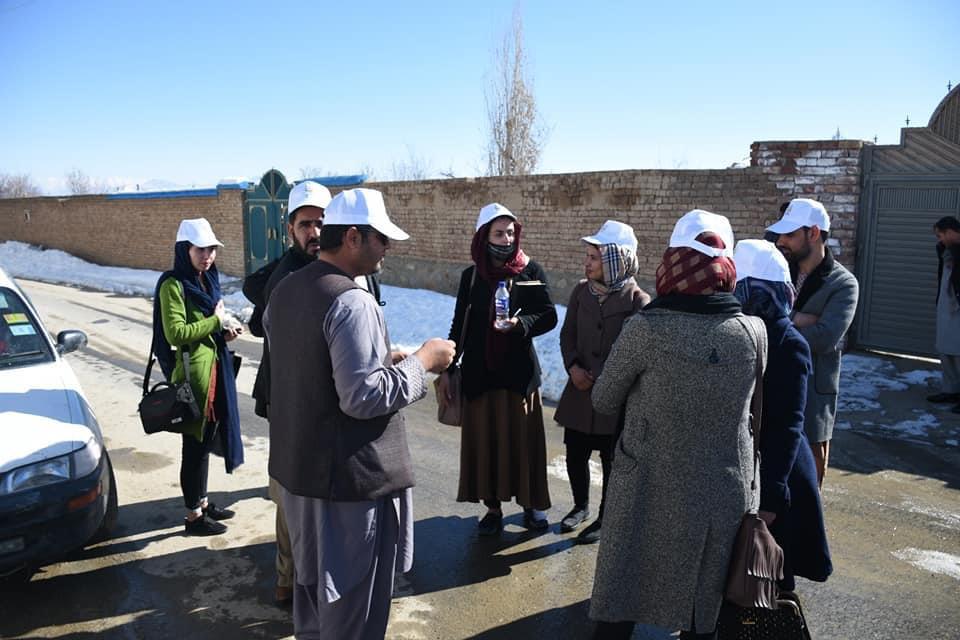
65, 168, 92, 194
299, 166, 326, 180
0, 173, 42, 198
484, 10, 547, 176
389, 146, 432, 181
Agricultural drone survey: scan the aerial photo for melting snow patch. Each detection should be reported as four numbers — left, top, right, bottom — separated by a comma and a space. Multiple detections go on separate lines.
893, 412, 941, 438
899, 369, 941, 386
892, 548, 960, 581
547, 455, 603, 487
839, 354, 940, 414
947, 439, 959, 447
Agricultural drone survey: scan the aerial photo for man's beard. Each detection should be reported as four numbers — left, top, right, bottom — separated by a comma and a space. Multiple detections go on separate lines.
780, 242, 811, 264
294, 240, 321, 258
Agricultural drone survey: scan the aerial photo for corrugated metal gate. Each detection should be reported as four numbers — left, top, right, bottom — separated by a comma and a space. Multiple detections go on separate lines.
856, 86, 960, 355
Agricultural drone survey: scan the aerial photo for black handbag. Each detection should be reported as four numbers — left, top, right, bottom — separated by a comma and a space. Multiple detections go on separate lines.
138, 347, 201, 435
717, 592, 812, 640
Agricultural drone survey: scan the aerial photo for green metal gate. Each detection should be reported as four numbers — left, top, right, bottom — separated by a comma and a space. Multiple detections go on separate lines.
243, 169, 291, 274
856, 86, 960, 355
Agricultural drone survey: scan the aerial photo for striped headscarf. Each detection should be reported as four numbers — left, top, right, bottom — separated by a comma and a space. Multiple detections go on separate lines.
587, 242, 640, 302
655, 232, 737, 296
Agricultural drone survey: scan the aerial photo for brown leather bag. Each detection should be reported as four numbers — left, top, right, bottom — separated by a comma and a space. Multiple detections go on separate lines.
435, 269, 476, 426
724, 315, 783, 610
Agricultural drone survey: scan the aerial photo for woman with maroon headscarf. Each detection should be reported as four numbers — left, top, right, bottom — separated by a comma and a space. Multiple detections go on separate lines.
438, 203, 558, 536
588, 210, 766, 640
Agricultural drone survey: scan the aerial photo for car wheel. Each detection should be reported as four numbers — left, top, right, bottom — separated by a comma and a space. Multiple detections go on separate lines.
90, 452, 118, 544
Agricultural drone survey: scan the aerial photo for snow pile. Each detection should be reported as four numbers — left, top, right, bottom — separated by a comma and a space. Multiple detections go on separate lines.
838, 354, 912, 412
892, 548, 960, 581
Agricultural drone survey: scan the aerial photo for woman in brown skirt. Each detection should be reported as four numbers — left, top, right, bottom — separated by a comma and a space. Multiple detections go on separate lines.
437, 203, 558, 535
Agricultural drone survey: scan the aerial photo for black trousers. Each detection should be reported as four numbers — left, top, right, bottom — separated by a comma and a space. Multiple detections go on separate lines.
181, 428, 213, 510
564, 429, 613, 518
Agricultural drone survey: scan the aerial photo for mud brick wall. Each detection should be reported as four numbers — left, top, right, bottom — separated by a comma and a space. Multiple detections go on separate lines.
0, 189, 246, 276
0, 140, 865, 301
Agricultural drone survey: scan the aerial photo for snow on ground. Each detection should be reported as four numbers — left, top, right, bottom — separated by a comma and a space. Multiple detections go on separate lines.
892, 548, 960, 581
0, 240, 950, 415
837, 353, 952, 444
0, 241, 564, 400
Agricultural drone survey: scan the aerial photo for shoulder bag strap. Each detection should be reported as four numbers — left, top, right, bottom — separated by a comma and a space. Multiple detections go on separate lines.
453, 268, 477, 366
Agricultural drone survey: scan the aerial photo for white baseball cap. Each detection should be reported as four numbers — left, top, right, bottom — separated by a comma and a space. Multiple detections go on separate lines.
734, 239, 791, 283
476, 202, 517, 231
176, 218, 223, 247
766, 198, 830, 234
288, 180, 332, 217
323, 188, 409, 241
669, 209, 734, 258
582, 220, 638, 252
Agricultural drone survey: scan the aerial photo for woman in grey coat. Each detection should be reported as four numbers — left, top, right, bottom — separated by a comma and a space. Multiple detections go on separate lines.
589, 210, 765, 640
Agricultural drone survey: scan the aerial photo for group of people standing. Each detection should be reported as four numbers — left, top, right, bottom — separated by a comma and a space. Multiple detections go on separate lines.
152, 185, 861, 639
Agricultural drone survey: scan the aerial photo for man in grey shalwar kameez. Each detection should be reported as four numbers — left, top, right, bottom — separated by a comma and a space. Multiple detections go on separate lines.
265, 188, 455, 640
929, 216, 960, 413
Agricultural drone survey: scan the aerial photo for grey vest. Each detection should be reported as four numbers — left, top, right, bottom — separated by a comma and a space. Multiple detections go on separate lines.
267, 259, 414, 500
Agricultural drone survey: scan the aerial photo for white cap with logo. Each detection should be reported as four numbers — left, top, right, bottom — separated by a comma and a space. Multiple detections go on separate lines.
288, 180, 332, 217
323, 188, 409, 240
476, 203, 517, 231
176, 218, 224, 247
766, 198, 830, 234
669, 209, 734, 258
734, 239, 791, 283
582, 220, 638, 252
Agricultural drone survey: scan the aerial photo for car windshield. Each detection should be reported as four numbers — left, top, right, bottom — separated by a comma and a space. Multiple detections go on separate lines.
0, 287, 54, 369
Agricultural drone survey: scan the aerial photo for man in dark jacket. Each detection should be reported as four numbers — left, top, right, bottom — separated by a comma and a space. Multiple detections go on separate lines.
928, 216, 960, 413
243, 179, 331, 604
768, 199, 859, 489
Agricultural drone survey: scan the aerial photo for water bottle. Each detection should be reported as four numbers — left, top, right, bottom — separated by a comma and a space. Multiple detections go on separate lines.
494, 280, 510, 330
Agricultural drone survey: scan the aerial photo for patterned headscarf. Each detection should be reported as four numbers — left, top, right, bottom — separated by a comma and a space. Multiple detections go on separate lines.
655, 232, 737, 296
734, 278, 797, 321
587, 242, 639, 303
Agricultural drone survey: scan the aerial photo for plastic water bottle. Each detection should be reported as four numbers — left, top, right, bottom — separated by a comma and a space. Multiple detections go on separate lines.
494, 280, 510, 330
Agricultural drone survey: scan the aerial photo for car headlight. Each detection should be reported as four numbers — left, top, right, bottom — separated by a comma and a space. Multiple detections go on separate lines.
0, 437, 103, 495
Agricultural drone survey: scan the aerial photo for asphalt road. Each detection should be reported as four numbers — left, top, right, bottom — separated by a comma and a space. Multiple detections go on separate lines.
1, 279, 958, 639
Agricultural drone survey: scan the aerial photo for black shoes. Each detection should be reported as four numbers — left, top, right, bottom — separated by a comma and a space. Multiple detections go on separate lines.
478, 511, 503, 536
185, 514, 227, 536
926, 392, 960, 403
560, 506, 590, 532
575, 519, 602, 545
523, 508, 549, 531
203, 503, 235, 521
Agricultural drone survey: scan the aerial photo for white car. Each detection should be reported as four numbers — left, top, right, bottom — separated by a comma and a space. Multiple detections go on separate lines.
0, 267, 117, 580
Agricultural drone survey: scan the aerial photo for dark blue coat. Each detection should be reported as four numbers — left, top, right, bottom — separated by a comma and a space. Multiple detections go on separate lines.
759, 316, 833, 588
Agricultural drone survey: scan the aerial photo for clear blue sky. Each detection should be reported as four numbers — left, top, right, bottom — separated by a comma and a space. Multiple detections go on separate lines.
1, 0, 957, 194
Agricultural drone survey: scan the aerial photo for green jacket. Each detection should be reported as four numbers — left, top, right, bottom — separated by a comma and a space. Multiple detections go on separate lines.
158, 277, 222, 440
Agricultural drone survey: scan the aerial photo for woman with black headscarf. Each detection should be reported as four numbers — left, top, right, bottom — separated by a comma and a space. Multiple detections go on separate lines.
437, 203, 558, 536
153, 218, 244, 535
733, 239, 832, 594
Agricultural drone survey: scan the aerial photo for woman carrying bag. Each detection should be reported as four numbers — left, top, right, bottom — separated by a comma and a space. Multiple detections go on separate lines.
153, 218, 244, 536
588, 210, 763, 640
732, 239, 832, 593
554, 220, 650, 544
437, 203, 558, 535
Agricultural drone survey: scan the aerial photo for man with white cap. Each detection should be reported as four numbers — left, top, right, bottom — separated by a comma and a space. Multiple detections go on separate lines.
243, 179, 331, 604
768, 198, 859, 488
265, 188, 455, 639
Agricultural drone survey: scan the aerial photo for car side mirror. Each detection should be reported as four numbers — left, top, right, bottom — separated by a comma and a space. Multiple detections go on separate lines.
56, 330, 88, 355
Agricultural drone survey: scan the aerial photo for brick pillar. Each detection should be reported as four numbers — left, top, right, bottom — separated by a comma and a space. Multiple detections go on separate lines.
750, 140, 866, 270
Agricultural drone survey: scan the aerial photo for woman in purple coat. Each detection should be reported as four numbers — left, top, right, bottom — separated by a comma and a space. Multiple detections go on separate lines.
733, 239, 832, 592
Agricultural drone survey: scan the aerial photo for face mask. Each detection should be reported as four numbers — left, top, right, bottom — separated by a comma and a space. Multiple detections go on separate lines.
487, 243, 515, 261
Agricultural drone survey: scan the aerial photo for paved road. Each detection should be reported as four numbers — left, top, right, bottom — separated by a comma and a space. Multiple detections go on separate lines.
2, 279, 958, 639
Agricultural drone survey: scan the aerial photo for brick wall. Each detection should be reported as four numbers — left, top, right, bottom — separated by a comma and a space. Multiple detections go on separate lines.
750, 140, 865, 268
0, 139, 865, 302
0, 189, 246, 276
